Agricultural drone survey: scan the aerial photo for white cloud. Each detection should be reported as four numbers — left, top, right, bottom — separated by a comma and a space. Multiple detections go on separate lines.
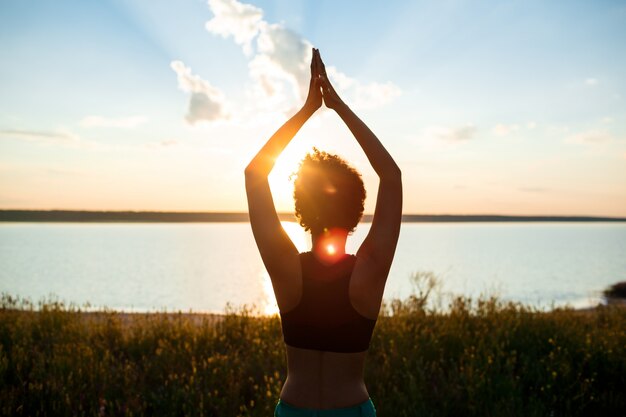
518, 186, 549, 193
178, 0, 400, 122
170, 60, 230, 124
424, 125, 477, 142
248, 22, 398, 113
0, 128, 160, 152
327, 64, 400, 110
585, 78, 598, 86
205, 0, 263, 55
492, 123, 520, 136
0, 128, 79, 145
566, 130, 612, 145
45, 167, 86, 177
80, 115, 148, 129
143, 139, 181, 150
250, 22, 313, 111
353, 82, 401, 108
159, 139, 178, 147
247, 26, 311, 114
0, 128, 120, 152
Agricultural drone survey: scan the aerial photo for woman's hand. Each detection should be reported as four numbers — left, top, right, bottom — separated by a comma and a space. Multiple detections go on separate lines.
303, 48, 323, 113
316, 51, 345, 111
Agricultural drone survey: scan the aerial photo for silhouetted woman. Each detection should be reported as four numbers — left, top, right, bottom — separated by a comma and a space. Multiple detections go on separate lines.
245, 49, 402, 417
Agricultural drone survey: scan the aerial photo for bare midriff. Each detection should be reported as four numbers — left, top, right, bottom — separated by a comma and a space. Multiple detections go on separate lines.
279, 345, 370, 409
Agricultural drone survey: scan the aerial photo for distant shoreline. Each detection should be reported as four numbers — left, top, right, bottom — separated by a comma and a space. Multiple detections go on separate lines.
1, 210, 625, 223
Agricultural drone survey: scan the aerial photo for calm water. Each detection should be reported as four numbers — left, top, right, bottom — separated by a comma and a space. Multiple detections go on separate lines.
0, 222, 625, 313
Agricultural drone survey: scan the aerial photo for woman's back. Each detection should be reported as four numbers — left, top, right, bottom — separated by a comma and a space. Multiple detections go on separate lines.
277, 251, 377, 408
280, 346, 369, 409
280, 252, 377, 353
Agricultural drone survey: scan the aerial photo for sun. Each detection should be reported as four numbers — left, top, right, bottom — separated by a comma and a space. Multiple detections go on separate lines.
268, 142, 311, 211
280, 221, 309, 252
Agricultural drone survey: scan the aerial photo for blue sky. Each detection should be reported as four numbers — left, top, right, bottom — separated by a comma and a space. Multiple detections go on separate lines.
1, 0, 625, 216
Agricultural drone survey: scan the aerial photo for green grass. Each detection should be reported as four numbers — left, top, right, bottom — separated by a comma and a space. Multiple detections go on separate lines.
0, 294, 624, 417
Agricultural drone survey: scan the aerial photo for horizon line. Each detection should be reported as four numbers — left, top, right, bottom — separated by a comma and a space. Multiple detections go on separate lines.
1, 209, 625, 223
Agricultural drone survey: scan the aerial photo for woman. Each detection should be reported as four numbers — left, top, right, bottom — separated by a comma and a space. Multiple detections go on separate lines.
245, 48, 402, 417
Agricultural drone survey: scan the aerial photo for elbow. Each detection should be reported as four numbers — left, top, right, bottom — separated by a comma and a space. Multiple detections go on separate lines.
392, 164, 402, 180
244, 164, 269, 186
244, 166, 257, 185
245, 159, 272, 179
379, 166, 402, 191
244, 163, 261, 178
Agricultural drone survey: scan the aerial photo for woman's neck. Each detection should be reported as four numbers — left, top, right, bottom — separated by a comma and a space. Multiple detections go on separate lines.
311, 228, 349, 265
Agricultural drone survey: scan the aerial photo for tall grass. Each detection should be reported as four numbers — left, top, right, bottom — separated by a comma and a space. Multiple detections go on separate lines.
0, 292, 624, 416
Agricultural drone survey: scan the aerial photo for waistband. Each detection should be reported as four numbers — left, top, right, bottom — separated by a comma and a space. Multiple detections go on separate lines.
274, 397, 376, 417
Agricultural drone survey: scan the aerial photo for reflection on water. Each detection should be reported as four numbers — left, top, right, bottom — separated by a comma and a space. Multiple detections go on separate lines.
280, 221, 309, 252
0, 222, 624, 312
261, 271, 279, 316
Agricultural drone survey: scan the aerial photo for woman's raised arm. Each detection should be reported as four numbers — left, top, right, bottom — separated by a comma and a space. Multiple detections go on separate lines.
244, 48, 322, 310
317, 52, 402, 278
245, 55, 322, 176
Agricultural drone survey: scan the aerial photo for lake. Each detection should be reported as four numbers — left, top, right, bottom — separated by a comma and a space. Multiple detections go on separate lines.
0, 222, 624, 313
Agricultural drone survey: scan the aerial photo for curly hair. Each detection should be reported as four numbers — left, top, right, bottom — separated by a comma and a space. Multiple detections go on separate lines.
292, 148, 366, 234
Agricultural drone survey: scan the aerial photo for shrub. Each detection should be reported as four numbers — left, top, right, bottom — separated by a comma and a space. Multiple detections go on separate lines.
1, 294, 624, 416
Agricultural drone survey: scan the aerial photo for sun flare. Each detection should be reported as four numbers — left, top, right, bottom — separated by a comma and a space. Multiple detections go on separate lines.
268, 142, 312, 211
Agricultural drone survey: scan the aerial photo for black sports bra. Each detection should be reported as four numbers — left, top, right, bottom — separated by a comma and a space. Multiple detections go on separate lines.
279, 251, 377, 353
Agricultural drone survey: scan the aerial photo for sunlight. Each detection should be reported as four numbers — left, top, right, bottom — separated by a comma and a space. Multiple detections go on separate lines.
268, 141, 312, 211
313, 228, 348, 265
280, 220, 310, 252
261, 271, 279, 316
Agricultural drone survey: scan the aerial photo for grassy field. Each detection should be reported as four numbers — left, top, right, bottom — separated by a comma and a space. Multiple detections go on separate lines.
0, 293, 624, 417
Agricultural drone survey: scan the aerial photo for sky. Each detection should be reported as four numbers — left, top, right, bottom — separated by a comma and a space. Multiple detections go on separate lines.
1, 0, 625, 216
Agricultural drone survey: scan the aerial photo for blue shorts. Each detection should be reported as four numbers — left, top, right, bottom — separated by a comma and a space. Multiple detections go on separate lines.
274, 398, 376, 417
